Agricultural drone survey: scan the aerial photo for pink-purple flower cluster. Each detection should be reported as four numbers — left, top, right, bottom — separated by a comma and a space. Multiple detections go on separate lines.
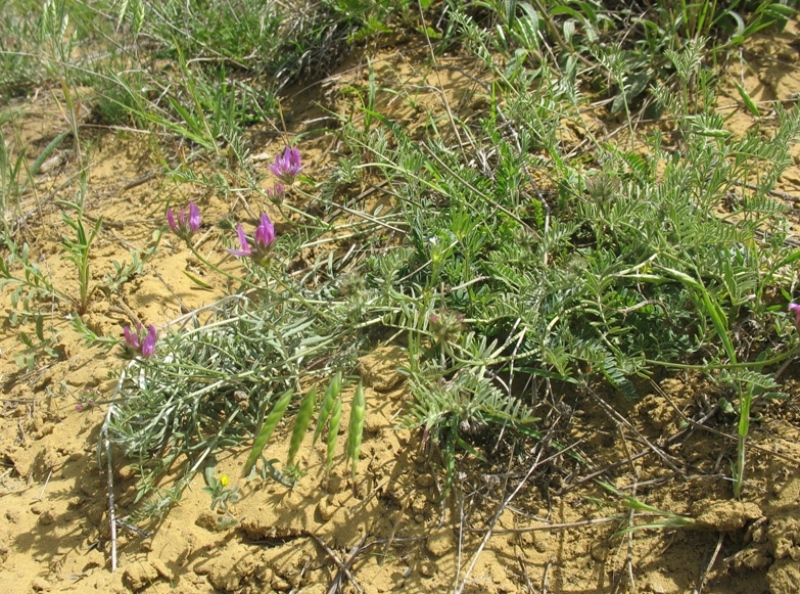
266, 183, 286, 204
264, 147, 301, 203
123, 324, 158, 358
167, 201, 201, 240
140, 159, 292, 360
229, 213, 276, 265
790, 302, 800, 326
269, 147, 302, 184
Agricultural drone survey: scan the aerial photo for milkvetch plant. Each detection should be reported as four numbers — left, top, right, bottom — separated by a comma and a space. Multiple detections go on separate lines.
80, 0, 800, 543
228, 212, 276, 265
167, 201, 201, 240
789, 302, 800, 329
266, 182, 286, 204
122, 324, 158, 359
163, 202, 269, 290
269, 146, 302, 184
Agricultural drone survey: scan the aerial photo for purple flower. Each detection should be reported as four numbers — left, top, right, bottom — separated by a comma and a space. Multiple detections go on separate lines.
266, 182, 286, 204
122, 324, 158, 359
790, 303, 800, 326
76, 400, 96, 412
254, 213, 275, 248
141, 325, 158, 357
123, 325, 140, 349
269, 147, 302, 183
229, 213, 276, 264
229, 224, 253, 257
167, 201, 201, 239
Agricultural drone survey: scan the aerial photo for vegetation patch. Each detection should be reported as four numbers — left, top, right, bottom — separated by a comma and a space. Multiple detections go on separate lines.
2, 1, 800, 592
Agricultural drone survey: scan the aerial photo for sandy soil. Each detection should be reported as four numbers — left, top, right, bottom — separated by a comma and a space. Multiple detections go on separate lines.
3, 23, 800, 594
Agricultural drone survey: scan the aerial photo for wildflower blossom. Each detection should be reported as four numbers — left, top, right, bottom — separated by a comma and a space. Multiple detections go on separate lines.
269, 147, 302, 183
229, 225, 252, 258
167, 201, 201, 239
229, 213, 276, 265
790, 302, 800, 326
254, 212, 275, 247
266, 182, 286, 204
429, 308, 465, 345
122, 324, 158, 359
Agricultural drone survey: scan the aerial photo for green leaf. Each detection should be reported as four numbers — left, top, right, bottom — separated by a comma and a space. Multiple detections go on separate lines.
28, 130, 70, 178
182, 270, 213, 289
35, 314, 44, 341
734, 82, 760, 117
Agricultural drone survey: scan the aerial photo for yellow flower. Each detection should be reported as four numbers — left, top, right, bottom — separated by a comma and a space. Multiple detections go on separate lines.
219, 474, 229, 487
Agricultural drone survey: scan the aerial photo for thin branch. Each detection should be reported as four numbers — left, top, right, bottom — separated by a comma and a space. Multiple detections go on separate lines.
307, 532, 367, 594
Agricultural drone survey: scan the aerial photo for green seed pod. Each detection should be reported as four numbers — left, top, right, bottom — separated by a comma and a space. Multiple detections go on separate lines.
346, 383, 366, 481
314, 371, 342, 445
287, 388, 316, 466
325, 397, 343, 476
242, 389, 293, 477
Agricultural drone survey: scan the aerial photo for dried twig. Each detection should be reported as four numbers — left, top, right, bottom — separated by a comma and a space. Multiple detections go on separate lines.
618, 430, 638, 594
696, 532, 724, 594
455, 436, 562, 594
585, 384, 687, 478
557, 398, 724, 496
515, 548, 539, 594
651, 380, 800, 466
541, 560, 551, 594
103, 359, 138, 573
35, 468, 53, 502
307, 532, 367, 594
471, 515, 620, 534
102, 416, 117, 572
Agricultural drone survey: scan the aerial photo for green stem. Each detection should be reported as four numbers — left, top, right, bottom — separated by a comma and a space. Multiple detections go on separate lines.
734, 386, 753, 498
644, 350, 793, 371
188, 241, 336, 323
188, 243, 260, 290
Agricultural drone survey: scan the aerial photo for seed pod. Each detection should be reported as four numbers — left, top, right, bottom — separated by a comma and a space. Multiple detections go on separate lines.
314, 372, 342, 445
325, 398, 343, 476
242, 389, 293, 477
346, 383, 366, 482
287, 388, 316, 466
